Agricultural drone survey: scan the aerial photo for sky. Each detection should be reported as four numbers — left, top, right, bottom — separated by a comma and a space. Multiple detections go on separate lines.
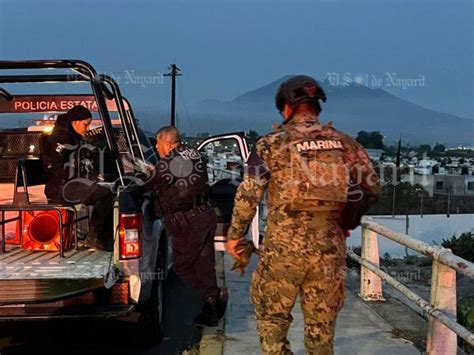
0, 0, 473, 120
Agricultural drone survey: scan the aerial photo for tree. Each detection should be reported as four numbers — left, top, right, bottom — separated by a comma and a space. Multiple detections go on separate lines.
433, 143, 446, 153
442, 232, 474, 262
196, 132, 210, 139
418, 144, 432, 154
356, 131, 384, 149
389, 182, 429, 215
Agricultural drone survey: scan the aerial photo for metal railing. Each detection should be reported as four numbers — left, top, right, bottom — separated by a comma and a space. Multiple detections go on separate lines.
347, 217, 474, 354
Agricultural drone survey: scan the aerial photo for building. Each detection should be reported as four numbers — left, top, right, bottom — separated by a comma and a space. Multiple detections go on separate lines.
432, 175, 474, 197
414, 159, 438, 175
403, 174, 474, 197
366, 149, 384, 161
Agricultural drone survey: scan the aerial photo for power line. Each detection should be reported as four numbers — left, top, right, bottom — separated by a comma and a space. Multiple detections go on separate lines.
178, 77, 194, 134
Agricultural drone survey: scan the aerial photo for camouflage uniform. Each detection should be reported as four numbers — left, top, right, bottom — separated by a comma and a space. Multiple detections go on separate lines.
228, 112, 381, 355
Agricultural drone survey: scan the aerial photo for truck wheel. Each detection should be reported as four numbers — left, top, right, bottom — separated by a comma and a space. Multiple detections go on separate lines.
141, 234, 167, 343
150, 254, 166, 339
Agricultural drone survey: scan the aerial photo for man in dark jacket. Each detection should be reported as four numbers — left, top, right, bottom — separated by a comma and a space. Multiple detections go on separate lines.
146, 125, 226, 327
41, 105, 115, 250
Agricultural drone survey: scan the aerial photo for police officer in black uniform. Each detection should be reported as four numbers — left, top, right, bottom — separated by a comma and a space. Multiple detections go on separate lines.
147, 126, 226, 327
41, 105, 115, 250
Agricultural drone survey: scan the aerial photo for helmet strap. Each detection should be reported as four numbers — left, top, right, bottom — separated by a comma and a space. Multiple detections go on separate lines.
284, 111, 296, 124
281, 104, 296, 124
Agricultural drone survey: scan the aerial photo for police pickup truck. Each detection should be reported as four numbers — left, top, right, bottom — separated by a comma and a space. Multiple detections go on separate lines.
0, 60, 172, 338
0, 60, 261, 339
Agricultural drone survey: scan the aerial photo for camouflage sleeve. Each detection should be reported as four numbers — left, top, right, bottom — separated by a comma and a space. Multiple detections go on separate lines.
344, 136, 382, 202
227, 142, 270, 240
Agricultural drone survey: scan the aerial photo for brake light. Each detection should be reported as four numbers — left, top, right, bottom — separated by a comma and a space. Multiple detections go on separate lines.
119, 213, 142, 260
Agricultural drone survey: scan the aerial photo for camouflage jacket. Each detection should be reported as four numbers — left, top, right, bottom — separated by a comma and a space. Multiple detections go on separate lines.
227, 113, 381, 240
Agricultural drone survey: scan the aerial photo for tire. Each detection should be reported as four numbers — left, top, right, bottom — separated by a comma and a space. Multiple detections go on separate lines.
150, 252, 166, 339
140, 234, 167, 343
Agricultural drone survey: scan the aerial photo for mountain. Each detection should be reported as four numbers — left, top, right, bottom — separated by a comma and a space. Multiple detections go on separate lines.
232, 75, 292, 104
140, 76, 474, 146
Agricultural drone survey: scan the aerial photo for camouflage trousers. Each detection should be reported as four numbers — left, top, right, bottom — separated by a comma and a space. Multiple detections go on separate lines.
250, 212, 346, 355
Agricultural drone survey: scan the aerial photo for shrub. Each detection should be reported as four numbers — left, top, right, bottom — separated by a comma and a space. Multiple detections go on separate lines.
403, 255, 420, 265
381, 252, 397, 267
346, 246, 361, 269
441, 232, 474, 262
457, 297, 474, 353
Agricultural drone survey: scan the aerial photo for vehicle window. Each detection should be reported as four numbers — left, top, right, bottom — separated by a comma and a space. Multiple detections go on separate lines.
200, 138, 243, 184
137, 128, 158, 165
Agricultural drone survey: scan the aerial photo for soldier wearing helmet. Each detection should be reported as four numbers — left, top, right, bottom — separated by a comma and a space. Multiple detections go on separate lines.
226, 75, 381, 354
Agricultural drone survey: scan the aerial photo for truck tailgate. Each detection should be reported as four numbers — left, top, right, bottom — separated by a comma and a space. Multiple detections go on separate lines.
0, 246, 114, 304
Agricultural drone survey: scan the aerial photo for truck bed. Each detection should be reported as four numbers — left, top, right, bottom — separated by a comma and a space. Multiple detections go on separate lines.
0, 183, 110, 280
0, 245, 113, 304
0, 185, 117, 305
0, 245, 112, 280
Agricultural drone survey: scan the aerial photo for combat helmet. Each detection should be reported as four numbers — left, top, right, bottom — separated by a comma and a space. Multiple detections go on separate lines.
275, 75, 326, 113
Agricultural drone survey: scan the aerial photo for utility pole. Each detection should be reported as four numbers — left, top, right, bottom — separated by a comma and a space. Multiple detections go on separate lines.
405, 214, 410, 257
392, 185, 396, 218
164, 64, 182, 127
392, 136, 402, 218
447, 184, 451, 218
420, 192, 424, 218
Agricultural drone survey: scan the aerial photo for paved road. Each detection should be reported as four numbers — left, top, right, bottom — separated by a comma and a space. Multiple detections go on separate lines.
0, 272, 203, 355
223, 255, 421, 355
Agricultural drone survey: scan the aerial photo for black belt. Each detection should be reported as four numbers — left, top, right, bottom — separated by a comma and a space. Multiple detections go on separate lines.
165, 195, 211, 214
192, 193, 209, 207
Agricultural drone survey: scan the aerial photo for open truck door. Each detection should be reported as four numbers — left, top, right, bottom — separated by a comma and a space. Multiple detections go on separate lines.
197, 133, 260, 251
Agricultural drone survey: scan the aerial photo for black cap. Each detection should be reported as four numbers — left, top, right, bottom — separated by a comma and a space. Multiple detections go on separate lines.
55, 113, 68, 125
66, 105, 92, 122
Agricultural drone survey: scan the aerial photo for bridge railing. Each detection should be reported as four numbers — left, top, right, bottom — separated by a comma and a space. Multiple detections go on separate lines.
348, 217, 474, 354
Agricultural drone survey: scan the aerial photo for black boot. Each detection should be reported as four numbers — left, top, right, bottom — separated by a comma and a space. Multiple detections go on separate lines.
193, 297, 219, 327
84, 225, 106, 251
217, 287, 228, 320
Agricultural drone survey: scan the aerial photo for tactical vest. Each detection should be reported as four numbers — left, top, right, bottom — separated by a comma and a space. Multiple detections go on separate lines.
267, 122, 349, 212
155, 146, 209, 214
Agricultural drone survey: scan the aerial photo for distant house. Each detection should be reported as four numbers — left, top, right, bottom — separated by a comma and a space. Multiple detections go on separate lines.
404, 174, 474, 197
432, 175, 474, 197
414, 159, 438, 175
366, 149, 384, 161
408, 150, 417, 158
